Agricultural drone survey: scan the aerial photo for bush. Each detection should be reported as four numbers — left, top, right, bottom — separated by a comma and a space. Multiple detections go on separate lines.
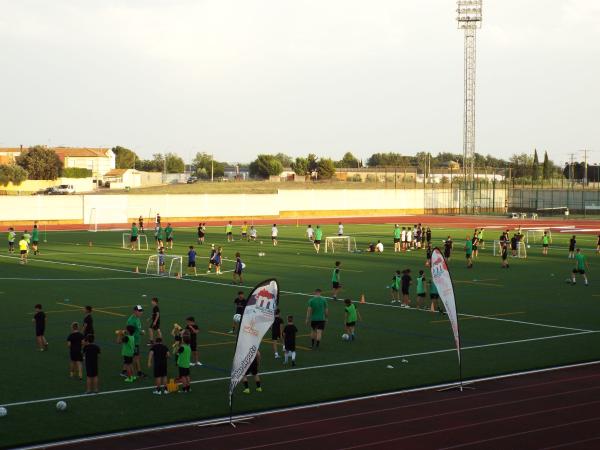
0, 164, 28, 186
365, 174, 378, 183
348, 174, 362, 182
61, 167, 92, 178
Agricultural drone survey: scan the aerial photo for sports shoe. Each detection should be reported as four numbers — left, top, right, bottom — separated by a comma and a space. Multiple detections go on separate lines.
292, 361, 296, 367
189, 362, 196, 367
228, 330, 234, 334
196, 362, 203, 366
256, 387, 262, 393
125, 377, 135, 383
274, 353, 280, 359
120, 371, 128, 377
243, 388, 250, 394
152, 389, 162, 395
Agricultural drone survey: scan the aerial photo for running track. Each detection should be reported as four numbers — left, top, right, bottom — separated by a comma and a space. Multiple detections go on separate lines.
49, 363, 600, 450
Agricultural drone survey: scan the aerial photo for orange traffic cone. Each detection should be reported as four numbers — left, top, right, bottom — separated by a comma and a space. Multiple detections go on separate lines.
134, 266, 139, 273
360, 293, 366, 304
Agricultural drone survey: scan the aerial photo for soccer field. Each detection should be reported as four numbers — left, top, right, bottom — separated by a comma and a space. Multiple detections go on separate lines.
1, 221, 599, 448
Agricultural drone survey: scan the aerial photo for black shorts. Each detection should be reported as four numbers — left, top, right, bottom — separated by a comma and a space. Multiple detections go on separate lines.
311, 320, 325, 330
123, 355, 133, 364
151, 321, 160, 330
227, 232, 232, 236
472, 245, 477, 251
466, 253, 472, 259
131, 236, 138, 242
166, 237, 173, 242
242, 233, 247, 237
346, 321, 356, 327
35, 327, 45, 337
154, 364, 167, 378
573, 269, 585, 274
234, 269, 242, 275
246, 359, 258, 376
190, 342, 197, 352
417, 293, 426, 298
20, 250, 27, 255
198, 232, 205, 238
70, 352, 83, 362
271, 331, 281, 341
430, 293, 439, 299
394, 238, 400, 243
134, 345, 140, 356
332, 281, 340, 289
284, 342, 296, 352
569, 247, 575, 252
543, 244, 549, 248
235, 308, 245, 315
314, 240, 321, 244
178, 367, 190, 377
271, 236, 277, 240
8, 241, 14, 247
401, 287, 409, 295
32, 240, 39, 245
85, 363, 98, 378
188, 261, 196, 267
444, 250, 451, 258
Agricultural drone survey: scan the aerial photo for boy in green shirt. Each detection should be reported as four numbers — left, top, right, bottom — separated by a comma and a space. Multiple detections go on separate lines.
118, 325, 136, 383
416, 270, 427, 309
126, 305, 145, 378
130, 223, 139, 251
165, 223, 174, 249
542, 231, 551, 256
571, 248, 589, 286
31, 225, 40, 255
343, 299, 361, 341
331, 261, 342, 300
393, 224, 401, 252
177, 334, 192, 392
226, 221, 233, 242
306, 289, 328, 348
8, 227, 15, 253
313, 226, 323, 253
465, 235, 473, 268
389, 270, 401, 303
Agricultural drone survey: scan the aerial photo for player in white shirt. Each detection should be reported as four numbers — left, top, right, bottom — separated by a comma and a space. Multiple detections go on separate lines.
337, 222, 344, 236
306, 225, 314, 241
271, 224, 278, 246
401, 227, 407, 251
375, 241, 384, 253
407, 228, 413, 250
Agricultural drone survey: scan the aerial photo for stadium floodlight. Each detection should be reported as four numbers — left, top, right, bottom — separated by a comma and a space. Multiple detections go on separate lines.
456, 0, 483, 201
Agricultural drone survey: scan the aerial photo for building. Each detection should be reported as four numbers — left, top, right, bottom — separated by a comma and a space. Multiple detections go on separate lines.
0, 148, 22, 165
53, 147, 115, 178
224, 165, 249, 180
335, 167, 418, 182
102, 169, 163, 189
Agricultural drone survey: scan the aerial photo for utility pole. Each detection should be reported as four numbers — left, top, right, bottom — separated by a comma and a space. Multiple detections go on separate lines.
581, 148, 589, 187
568, 153, 576, 186
211, 154, 214, 182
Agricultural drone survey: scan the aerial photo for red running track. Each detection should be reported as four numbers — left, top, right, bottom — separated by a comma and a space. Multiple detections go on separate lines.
51, 363, 600, 450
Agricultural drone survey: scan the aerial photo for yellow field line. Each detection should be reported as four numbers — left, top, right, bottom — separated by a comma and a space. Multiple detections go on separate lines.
208, 330, 312, 351
430, 311, 525, 324
56, 302, 126, 318
96, 305, 133, 310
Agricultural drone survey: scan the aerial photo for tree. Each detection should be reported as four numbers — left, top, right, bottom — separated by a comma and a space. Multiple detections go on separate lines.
112, 146, 138, 169
164, 153, 185, 173
336, 152, 360, 168
532, 149, 540, 181
366, 152, 407, 167
273, 153, 293, 168
542, 151, 551, 179
191, 152, 225, 179
291, 157, 309, 176
0, 164, 28, 186
249, 154, 283, 179
307, 153, 319, 173
509, 153, 533, 178
317, 158, 336, 179
16, 146, 62, 180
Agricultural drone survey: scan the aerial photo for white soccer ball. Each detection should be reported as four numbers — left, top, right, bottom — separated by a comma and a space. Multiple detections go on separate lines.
241, 263, 246, 269
341, 333, 350, 341
233, 313, 242, 324
56, 401, 67, 411
527, 245, 531, 249
260, 241, 263, 245
0, 407, 7, 417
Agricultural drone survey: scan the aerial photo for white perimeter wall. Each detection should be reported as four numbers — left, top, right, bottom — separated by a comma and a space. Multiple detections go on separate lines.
0, 189, 505, 224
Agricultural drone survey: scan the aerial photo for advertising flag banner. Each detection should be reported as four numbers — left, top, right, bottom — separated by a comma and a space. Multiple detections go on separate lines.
229, 279, 279, 402
430, 248, 461, 364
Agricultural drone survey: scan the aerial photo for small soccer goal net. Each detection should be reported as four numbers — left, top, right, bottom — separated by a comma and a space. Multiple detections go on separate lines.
493, 240, 527, 259
525, 229, 551, 244
324, 236, 357, 253
122, 233, 149, 251
146, 254, 183, 277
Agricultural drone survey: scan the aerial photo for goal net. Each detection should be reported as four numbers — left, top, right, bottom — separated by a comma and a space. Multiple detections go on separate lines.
525, 229, 551, 244
146, 254, 183, 277
122, 233, 149, 251
324, 236, 357, 253
493, 240, 527, 259
88, 208, 97, 232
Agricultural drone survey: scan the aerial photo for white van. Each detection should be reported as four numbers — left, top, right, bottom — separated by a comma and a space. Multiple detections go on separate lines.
53, 184, 75, 195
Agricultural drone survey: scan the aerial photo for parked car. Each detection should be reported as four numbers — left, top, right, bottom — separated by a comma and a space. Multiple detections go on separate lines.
187, 176, 198, 184
53, 184, 75, 195
35, 187, 56, 195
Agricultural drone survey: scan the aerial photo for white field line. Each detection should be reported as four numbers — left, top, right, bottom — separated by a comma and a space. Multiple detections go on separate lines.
0, 254, 593, 333
16, 360, 600, 450
2, 330, 597, 409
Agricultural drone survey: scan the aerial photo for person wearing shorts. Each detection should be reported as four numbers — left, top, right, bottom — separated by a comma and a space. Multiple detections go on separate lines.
67, 322, 84, 379
8, 227, 16, 253
241, 221, 248, 240
571, 248, 589, 286
465, 236, 473, 268
130, 223, 139, 251
83, 335, 100, 393
313, 226, 323, 253
568, 235, 576, 259
283, 316, 298, 366
271, 224, 278, 246
33, 303, 47, 351
306, 289, 328, 348
416, 270, 426, 309
186, 317, 201, 366
401, 269, 412, 308
444, 237, 453, 261
176, 334, 192, 392
393, 224, 401, 252
271, 309, 283, 358
187, 245, 197, 276
119, 325, 136, 383
542, 232, 550, 255
344, 298, 361, 341
226, 221, 233, 242
501, 241, 509, 268
165, 223, 174, 249
242, 350, 262, 394
331, 261, 341, 300
197, 223, 205, 244
429, 279, 441, 313
19, 236, 28, 264
149, 297, 161, 344
390, 270, 401, 303
233, 252, 244, 285
148, 337, 169, 395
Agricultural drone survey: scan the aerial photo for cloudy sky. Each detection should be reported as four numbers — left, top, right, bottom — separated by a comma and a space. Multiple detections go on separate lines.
1, 0, 598, 165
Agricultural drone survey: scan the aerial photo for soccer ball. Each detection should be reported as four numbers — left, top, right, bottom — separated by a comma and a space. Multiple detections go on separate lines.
527, 245, 531, 249
233, 313, 242, 324
341, 333, 350, 341
0, 407, 7, 417
241, 262, 246, 270
260, 241, 263, 245
56, 401, 67, 411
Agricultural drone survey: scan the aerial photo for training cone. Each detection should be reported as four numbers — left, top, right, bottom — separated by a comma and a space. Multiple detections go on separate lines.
360, 293, 366, 304
134, 266, 139, 273
88, 241, 93, 247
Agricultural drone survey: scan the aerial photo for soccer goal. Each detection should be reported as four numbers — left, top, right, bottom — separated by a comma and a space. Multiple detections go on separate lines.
324, 236, 357, 253
88, 208, 97, 232
493, 240, 527, 258
122, 233, 149, 251
525, 229, 551, 244
145, 254, 183, 277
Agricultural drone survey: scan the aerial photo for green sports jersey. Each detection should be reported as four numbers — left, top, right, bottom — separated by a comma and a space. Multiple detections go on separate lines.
430, 280, 438, 295
542, 235, 549, 245
8, 231, 15, 242
131, 226, 138, 237
23, 233, 31, 243
345, 304, 357, 323
165, 226, 173, 238
121, 335, 135, 357
226, 224, 233, 233
126, 315, 142, 344
394, 228, 401, 239
157, 227, 164, 240
465, 240, 473, 254
478, 230, 484, 239
416, 276, 425, 294
315, 228, 323, 240
177, 344, 191, 368
575, 253, 586, 270
392, 275, 400, 289
32, 229, 39, 241
308, 296, 327, 321
332, 268, 340, 282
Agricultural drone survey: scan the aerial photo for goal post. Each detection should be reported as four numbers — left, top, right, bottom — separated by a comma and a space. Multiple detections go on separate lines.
145, 254, 183, 277
525, 229, 551, 244
88, 208, 97, 232
324, 236, 357, 253
493, 240, 527, 258
123, 233, 149, 250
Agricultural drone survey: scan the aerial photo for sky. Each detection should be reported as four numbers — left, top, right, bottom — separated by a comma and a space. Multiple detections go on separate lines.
0, 0, 599, 165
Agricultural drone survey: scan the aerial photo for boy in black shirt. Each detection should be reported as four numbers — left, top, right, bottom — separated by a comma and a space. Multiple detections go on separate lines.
283, 316, 298, 367
33, 304, 48, 351
82, 306, 94, 338
444, 237, 453, 261
230, 291, 247, 333
148, 297, 161, 345
568, 235, 576, 259
401, 269, 412, 308
185, 317, 201, 366
271, 309, 283, 359
148, 337, 170, 395
83, 335, 100, 394
67, 322, 84, 379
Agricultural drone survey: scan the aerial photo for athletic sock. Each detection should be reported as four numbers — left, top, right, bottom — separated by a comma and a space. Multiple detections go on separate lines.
244, 381, 249, 389
311, 339, 315, 347
291, 351, 296, 361
256, 381, 261, 388
316, 340, 320, 348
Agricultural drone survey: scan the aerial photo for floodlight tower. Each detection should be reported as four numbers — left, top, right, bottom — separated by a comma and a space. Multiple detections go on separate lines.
456, 0, 482, 187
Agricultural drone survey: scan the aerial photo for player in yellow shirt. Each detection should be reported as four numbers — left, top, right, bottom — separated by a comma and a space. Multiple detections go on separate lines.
241, 222, 248, 241
19, 236, 29, 264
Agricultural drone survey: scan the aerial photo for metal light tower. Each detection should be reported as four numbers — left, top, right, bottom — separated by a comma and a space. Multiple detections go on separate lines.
457, 0, 482, 188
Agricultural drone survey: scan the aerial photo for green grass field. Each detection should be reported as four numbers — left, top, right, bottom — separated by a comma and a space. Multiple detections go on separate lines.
1, 223, 599, 448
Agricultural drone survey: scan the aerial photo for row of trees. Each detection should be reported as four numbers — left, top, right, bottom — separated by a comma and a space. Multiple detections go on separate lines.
112, 146, 185, 174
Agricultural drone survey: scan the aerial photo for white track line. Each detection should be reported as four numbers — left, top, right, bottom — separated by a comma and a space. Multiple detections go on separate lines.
0, 277, 155, 281
0, 254, 593, 333
2, 330, 596, 409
